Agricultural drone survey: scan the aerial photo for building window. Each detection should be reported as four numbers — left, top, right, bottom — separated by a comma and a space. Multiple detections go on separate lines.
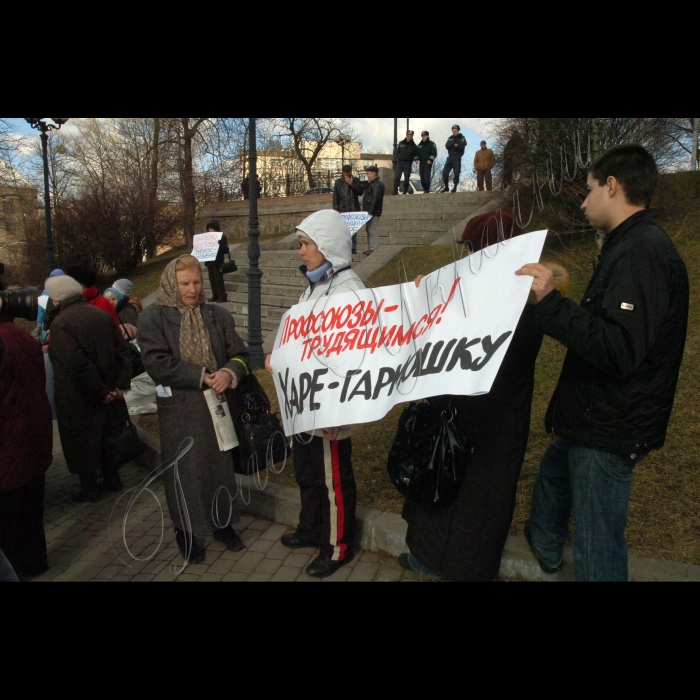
3, 199, 13, 215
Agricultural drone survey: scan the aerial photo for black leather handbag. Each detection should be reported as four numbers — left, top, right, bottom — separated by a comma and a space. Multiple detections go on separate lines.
227, 373, 288, 475
102, 399, 145, 472
387, 400, 470, 507
120, 321, 145, 378
221, 253, 238, 275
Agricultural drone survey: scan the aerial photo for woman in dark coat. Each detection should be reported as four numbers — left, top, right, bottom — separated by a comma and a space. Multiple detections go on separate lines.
204, 219, 230, 303
401, 211, 568, 581
138, 255, 250, 565
0, 306, 54, 576
46, 275, 133, 502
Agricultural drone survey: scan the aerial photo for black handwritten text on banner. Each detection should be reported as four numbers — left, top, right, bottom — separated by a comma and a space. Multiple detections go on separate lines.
271, 230, 547, 435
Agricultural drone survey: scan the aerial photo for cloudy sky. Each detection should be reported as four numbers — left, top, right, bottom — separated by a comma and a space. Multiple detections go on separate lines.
6, 117, 498, 167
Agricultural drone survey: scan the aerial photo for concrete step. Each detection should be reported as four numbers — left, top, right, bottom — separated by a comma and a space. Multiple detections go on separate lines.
225, 311, 280, 332
224, 303, 290, 322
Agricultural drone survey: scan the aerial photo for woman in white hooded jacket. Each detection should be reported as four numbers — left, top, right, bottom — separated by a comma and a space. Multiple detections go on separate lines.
265, 210, 365, 578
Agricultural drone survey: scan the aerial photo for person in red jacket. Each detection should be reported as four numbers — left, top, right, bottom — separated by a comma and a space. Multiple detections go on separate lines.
65, 265, 120, 326
0, 297, 54, 576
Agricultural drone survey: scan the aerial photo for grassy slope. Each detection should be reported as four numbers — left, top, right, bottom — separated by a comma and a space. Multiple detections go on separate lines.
143, 172, 700, 564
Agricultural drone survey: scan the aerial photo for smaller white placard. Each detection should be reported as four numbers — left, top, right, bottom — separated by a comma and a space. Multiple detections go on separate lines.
341, 212, 372, 235
192, 232, 223, 263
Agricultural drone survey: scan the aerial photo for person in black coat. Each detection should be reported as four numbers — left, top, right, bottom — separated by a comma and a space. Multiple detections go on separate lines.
394, 131, 419, 195
416, 131, 438, 193
442, 125, 468, 193
204, 219, 229, 303
45, 274, 132, 502
400, 211, 569, 581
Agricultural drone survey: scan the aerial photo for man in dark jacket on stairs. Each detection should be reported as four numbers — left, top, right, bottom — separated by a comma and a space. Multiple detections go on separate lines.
442, 125, 467, 192
394, 131, 419, 195
416, 131, 438, 193
517, 144, 689, 582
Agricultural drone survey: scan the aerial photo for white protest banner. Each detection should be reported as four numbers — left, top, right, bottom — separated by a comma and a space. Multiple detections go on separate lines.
271, 230, 548, 436
341, 212, 372, 235
192, 232, 223, 263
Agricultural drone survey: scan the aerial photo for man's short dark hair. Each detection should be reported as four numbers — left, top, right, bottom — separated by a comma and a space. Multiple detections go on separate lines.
590, 144, 659, 209
342, 165, 353, 173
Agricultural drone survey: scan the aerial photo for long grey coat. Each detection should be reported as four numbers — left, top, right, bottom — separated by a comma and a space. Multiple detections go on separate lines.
138, 304, 250, 535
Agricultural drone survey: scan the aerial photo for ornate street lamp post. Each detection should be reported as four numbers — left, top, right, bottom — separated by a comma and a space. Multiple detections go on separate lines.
335, 133, 352, 171
246, 117, 264, 368
24, 118, 69, 278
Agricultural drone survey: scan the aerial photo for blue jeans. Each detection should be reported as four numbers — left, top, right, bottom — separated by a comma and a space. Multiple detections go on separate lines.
0, 547, 19, 583
529, 439, 648, 582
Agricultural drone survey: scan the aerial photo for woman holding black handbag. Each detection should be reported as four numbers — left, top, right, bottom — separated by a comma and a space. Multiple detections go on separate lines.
138, 255, 250, 565
399, 212, 569, 582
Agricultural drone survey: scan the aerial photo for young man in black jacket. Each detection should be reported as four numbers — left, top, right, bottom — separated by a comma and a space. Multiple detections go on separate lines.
394, 130, 419, 195
416, 131, 438, 193
442, 125, 467, 192
517, 144, 689, 582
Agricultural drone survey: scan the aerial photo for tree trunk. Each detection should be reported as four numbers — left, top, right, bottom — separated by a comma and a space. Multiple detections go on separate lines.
181, 118, 196, 248
145, 117, 161, 260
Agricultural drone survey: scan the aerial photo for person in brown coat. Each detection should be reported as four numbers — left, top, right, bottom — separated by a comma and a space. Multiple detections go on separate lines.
46, 275, 132, 502
474, 140, 496, 191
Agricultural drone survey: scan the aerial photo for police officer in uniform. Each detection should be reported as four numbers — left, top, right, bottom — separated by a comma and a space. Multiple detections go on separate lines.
416, 131, 438, 193
442, 124, 467, 193
394, 130, 419, 195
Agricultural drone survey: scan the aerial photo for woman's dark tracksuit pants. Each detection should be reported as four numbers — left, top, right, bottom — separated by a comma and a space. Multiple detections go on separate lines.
293, 434, 356, 562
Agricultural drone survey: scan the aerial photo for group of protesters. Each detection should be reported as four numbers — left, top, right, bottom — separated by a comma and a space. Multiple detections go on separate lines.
0, 143, 690, 583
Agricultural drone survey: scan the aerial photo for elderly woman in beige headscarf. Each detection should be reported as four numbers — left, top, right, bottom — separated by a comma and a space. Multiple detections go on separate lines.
138, 255, 250, 565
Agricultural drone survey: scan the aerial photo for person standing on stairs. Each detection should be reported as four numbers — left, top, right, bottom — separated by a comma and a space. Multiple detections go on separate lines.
264, 211, 365, 578
361, 165, 385, 254
333, 165, 364, 254
204, 219, 229, 303
442, 125, 467, 193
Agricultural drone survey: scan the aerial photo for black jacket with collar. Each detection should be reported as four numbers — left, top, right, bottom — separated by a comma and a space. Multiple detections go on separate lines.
333, 176, 363, 213
397, 138, 420, 162
535, 210, 689, 455
416, 139, 438, 163
445, 133, 467, 158
362, 177, 385, 217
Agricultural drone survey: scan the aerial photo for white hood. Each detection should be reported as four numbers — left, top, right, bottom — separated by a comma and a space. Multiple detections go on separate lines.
296, 210, 352, 272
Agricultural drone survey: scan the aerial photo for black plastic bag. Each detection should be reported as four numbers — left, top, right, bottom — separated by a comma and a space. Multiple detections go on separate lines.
387, 400, 470, 507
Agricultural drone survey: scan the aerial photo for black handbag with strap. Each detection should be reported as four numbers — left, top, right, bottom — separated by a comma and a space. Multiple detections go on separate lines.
102, 398, 145, 472
120, 321, 145, 378
227, 372, 289, 475
387, 399, 471, 508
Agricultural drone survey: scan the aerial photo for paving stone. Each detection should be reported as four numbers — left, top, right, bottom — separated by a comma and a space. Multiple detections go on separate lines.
174, 574, 201, 582
246, 572, 273, 582
320, 566, 353, 582
254, 558, 283, 574
266, 541, 293, 561
110, 574, 134, 582
208, 559, 236, 575
198, 573, 225, 582
248, 518, 272, 531
222, 572, 249, 582
131, 574, 156, 582
270, 566, 302, 582
248, 539, 274, 554
359, 551, 382, 563
153, 569, 179, 582
295, 573, 323, 583
348, 562, 380, 582
375, 561, 405, 582
259, 523, 290, 541
239, 529, 261, 547
93, 565, 122, 581
219, 549, 245, 561
232, 551, 266, 573
285, 553, 313, 569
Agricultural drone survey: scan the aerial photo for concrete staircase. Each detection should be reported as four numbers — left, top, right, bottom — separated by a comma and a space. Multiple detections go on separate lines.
203, 190, 502, 341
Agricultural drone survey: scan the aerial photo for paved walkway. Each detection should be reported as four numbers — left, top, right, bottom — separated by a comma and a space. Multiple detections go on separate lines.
27, 425, 424, 583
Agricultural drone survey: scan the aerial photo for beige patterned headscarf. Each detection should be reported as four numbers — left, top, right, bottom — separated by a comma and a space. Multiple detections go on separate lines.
156, 257, 219, 372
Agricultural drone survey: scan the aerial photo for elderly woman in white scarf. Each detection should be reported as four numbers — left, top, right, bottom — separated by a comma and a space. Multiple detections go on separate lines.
138, 255, 250, 565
